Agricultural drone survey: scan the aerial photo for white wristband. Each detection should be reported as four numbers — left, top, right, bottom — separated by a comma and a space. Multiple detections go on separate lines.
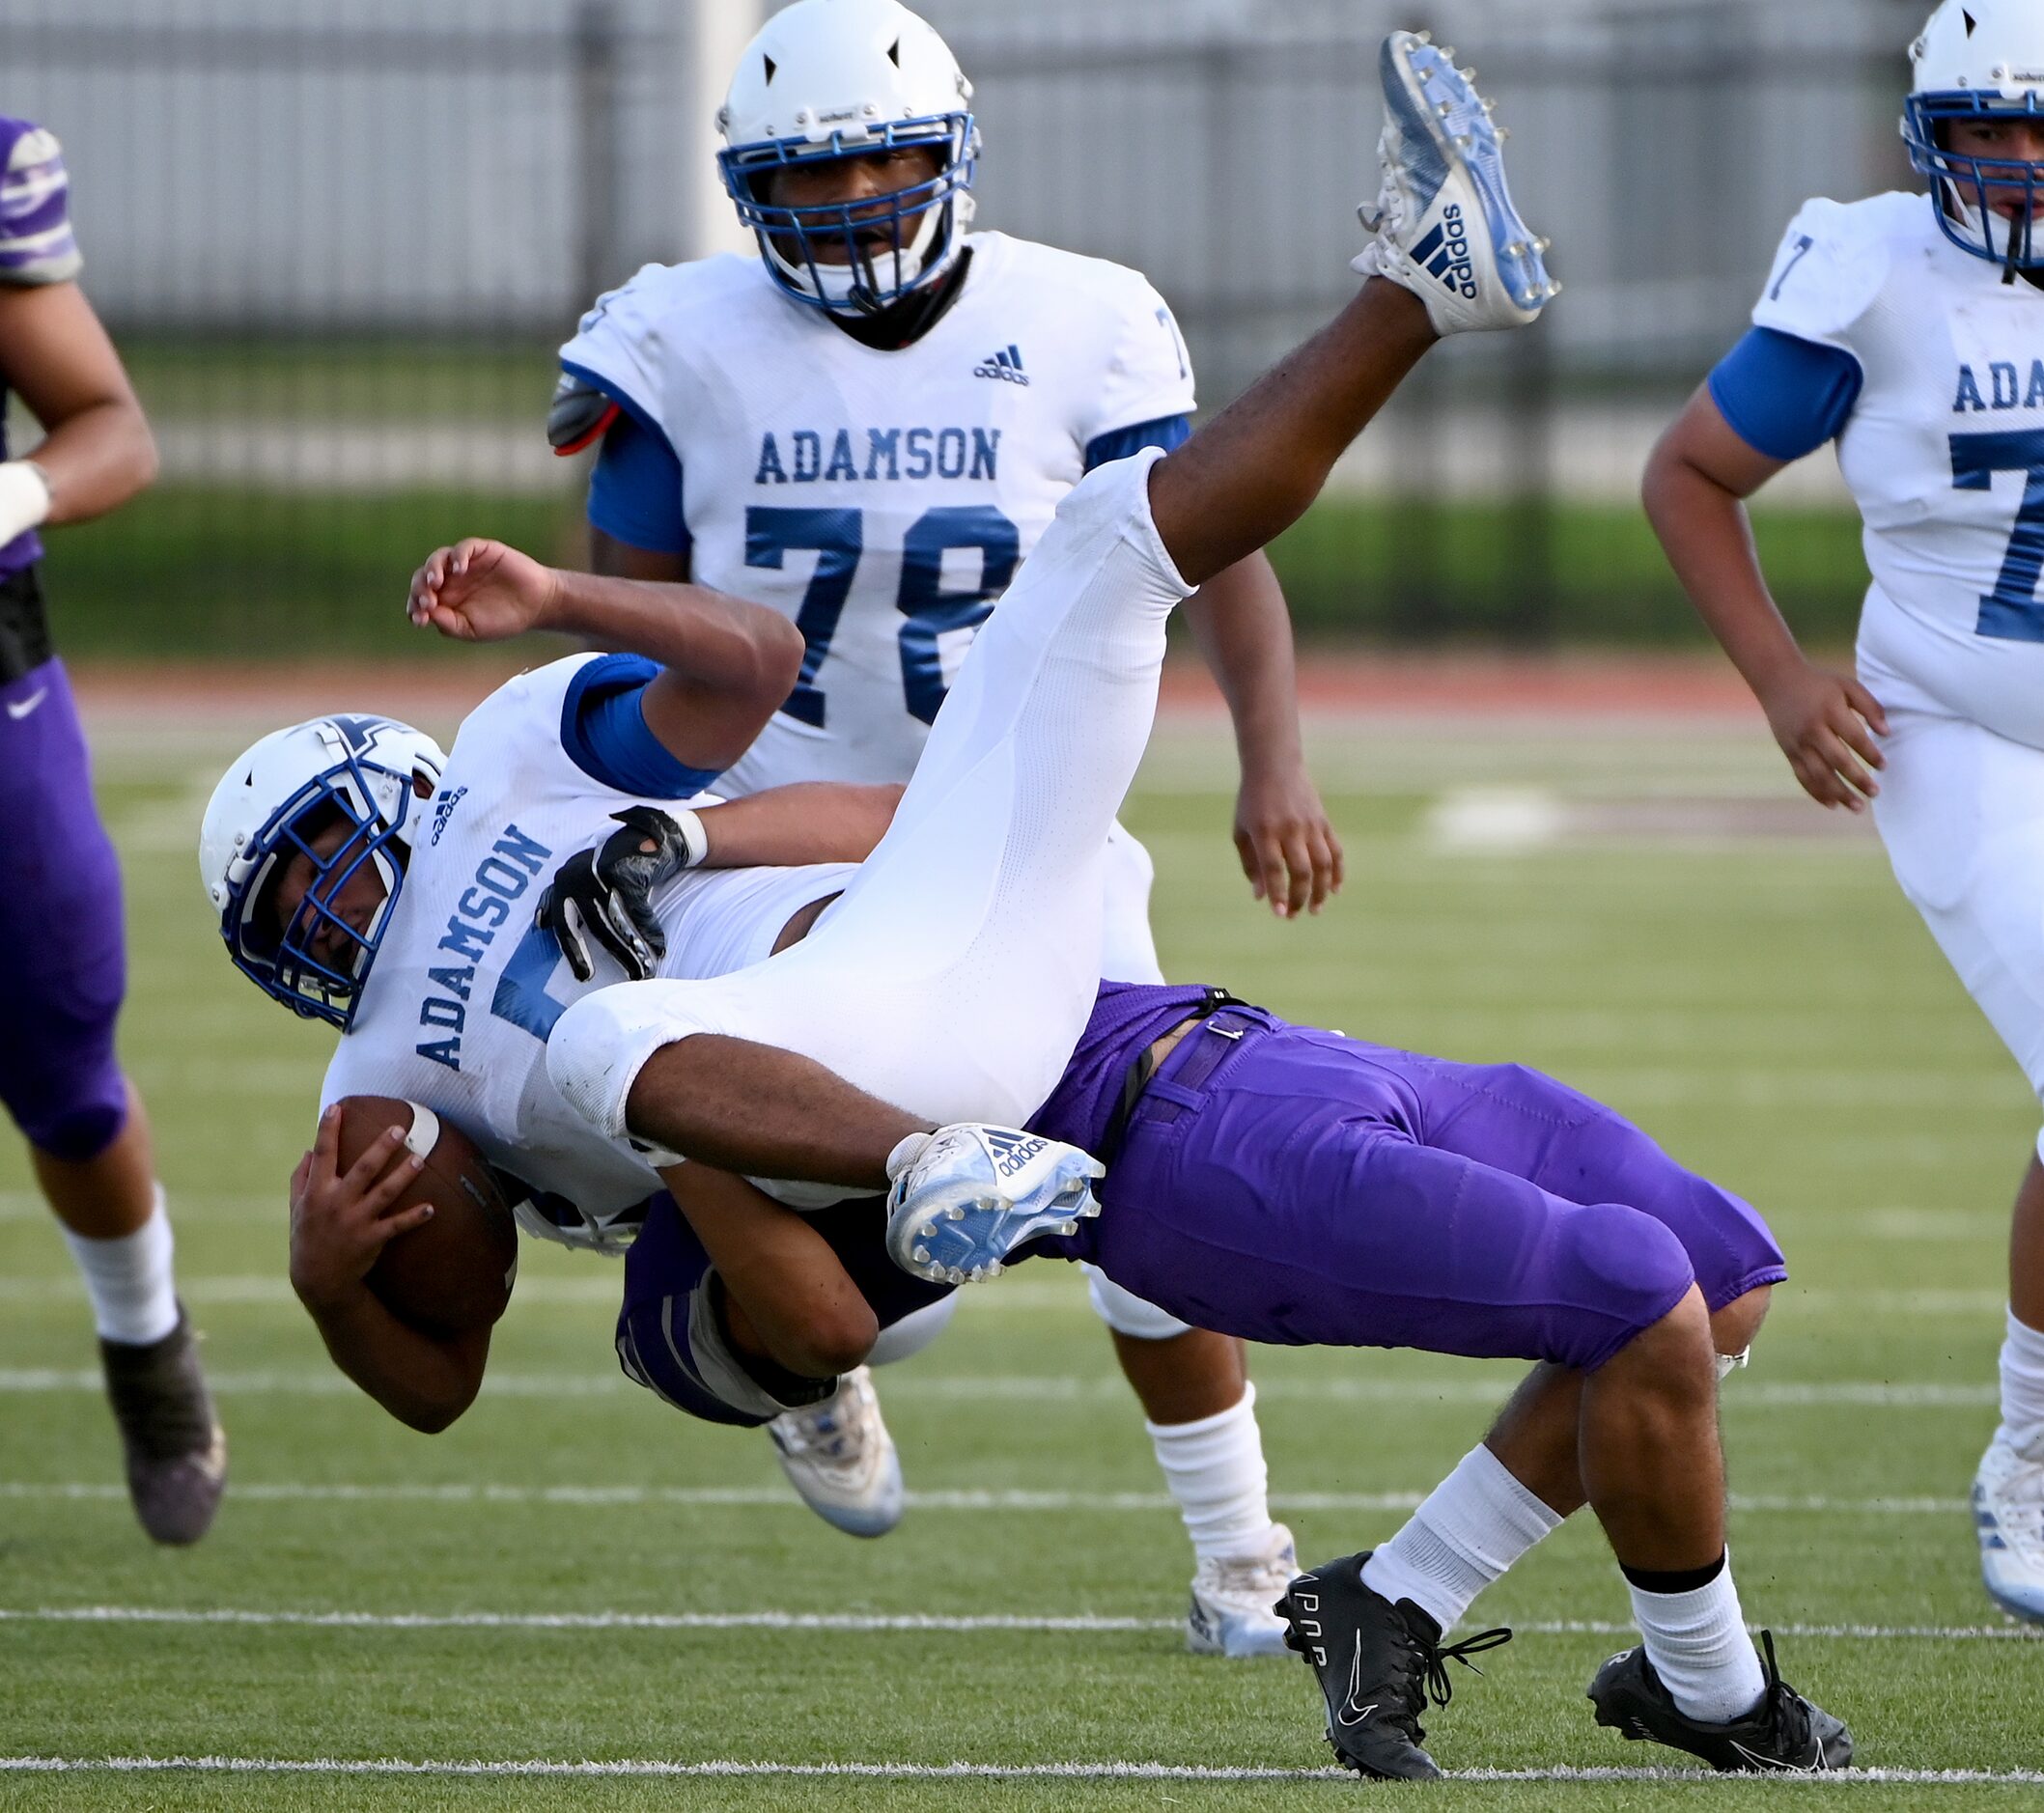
0, 460, 51, 545
670, 805, 710, 871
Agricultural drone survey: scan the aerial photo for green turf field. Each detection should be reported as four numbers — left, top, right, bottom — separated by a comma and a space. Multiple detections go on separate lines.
2, 711, 2040, 1808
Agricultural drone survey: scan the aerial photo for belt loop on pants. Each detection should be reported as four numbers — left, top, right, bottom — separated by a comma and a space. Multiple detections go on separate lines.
1151, 1005, 1264, 1101
1097, 993, 1267, 1165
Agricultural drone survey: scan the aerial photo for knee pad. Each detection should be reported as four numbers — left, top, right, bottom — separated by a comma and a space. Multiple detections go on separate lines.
868, 1292, 961, 1367
546, 993, 636, 1139
1549, 1202, 1695, 1364
547, 984, 718, 1151
11, 1076, 127, 1164
1085, 1263, 1193, 1341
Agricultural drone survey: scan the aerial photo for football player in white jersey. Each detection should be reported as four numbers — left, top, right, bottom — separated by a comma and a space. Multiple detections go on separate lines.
1644, 0, 2044, 1624
547, 0, 1343, 1645
205, 46, 1850, 1774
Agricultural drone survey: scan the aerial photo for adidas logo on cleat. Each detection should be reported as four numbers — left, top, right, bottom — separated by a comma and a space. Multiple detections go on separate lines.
980, 1129, 1049, 1179
1410, 207, 1479, 301
973, 345, 1031, 385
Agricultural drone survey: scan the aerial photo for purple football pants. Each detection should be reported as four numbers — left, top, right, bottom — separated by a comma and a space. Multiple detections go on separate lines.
1064, 1008, 1786, 1374
0, 658, 129, 1160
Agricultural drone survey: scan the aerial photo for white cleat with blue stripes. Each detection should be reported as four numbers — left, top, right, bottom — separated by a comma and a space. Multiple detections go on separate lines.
883, 1125, 1104, 1286
767, 1365, 904, 1540
1355, 30, 1557, 335
1974, 1432, 2044, 1624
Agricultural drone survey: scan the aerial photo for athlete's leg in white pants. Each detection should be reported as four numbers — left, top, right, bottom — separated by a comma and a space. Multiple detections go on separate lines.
549, 451, 1194, 1191
1871, 698, 2044, 1620
1092, 823, 1281, 1596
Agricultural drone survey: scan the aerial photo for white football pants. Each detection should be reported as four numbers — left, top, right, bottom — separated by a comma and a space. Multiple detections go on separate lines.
548, 450, 1194, 1202
1864, 670, 2044, 1149
1094, 815, 1190, 1339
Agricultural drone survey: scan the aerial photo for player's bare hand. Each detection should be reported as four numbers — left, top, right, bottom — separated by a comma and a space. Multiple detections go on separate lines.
289, 1104, 434, 1310
406, 539, 560, 644
1235, 764, 1345, 918
1757, 659, 1890, 813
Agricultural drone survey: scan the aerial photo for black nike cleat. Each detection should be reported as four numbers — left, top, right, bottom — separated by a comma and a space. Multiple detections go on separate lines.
1274, 1550, 1511, 1781
100, 1307, 227, 1546
1587, 1630, 1853, 1772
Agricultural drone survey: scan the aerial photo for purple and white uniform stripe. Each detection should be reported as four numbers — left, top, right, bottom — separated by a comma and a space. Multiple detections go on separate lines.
0, 117, 81, 578
0, 120, 82, 289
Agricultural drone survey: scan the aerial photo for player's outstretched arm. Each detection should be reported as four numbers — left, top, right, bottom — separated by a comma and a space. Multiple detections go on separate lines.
1644, 388, 1889, 812
664, 1162, 879, 1381
537, 786, 897, 983
407, 539, 805, 774
1181, 552, 1343, 918
626, 1034, 932, 1191
0, 281, 156, 534
699, 784, 903, 869
288, 1108, 490, 1434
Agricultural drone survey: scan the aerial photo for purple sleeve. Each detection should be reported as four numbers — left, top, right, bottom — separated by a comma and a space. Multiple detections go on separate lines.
0, 119, 82, 288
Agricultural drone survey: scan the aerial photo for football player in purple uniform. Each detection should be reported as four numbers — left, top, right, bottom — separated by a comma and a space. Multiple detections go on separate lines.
0, 117, 224, 1543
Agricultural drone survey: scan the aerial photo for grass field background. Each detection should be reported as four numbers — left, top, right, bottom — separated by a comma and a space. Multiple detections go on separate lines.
3, 699, 2042, 1807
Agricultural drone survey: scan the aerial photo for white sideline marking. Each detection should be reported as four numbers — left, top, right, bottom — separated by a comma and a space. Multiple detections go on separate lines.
4, 1756, 2043, 1785
0, 1481, 1973, 1517
0, 1369, 2002, 1408
4, 1606, 2036, 1642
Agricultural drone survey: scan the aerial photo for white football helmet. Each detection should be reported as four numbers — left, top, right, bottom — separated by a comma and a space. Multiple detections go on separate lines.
716, 0, 978, 317
1904, 0, 2044, 269
199, 714, 446, 1029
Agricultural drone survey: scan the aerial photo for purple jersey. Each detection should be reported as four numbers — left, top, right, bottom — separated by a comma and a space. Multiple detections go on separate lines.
0, 116, 83, 579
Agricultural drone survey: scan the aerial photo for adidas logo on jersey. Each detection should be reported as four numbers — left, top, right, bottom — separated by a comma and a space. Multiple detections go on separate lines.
974, 345, 1031, 386
1410, 206, 1479, 302
430, 785, 468, 848
979, 1128, 1050, 1179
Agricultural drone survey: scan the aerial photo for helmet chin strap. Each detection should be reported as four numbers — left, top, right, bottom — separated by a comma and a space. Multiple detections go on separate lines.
1950, 181, 2033, 283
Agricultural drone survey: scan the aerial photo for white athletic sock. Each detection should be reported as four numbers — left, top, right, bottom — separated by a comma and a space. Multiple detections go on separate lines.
1998, 1308, 2044, 1457
1361, 1443, 1563, 1633
1145, 1381, 1276, 1564
1627, 1554, 1766, 1726
62, 1187, 180, 1347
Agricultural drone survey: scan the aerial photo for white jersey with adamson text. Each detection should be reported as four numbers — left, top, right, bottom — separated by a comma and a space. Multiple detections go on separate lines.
1756, 191, 2044, 747
560, 233, 1196, 794
319, 656, 854, 1247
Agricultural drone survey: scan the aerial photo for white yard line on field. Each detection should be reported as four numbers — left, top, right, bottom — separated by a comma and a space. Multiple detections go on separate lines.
0, 1370, 2002, 1408
0, 1274, 2008, 1315
3, 1607, 2036, 1643
0, 1481, 1973, 1516
0, 1274, 621, 1307
3, 1756, 2043, 1785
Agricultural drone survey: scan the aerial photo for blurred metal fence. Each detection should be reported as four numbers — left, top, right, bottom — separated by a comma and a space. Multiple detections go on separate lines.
0, 0, 1930, 655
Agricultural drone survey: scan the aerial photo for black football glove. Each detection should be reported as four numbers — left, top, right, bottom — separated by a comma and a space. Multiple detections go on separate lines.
535, 805, 707, 982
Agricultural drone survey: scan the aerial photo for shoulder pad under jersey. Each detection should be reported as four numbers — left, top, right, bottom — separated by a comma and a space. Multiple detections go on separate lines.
547, 371, 621, 457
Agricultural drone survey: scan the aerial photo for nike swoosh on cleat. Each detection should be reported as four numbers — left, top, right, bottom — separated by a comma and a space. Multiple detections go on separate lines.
1334, 1633, 1379, 1726
6, 687, 48, 720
